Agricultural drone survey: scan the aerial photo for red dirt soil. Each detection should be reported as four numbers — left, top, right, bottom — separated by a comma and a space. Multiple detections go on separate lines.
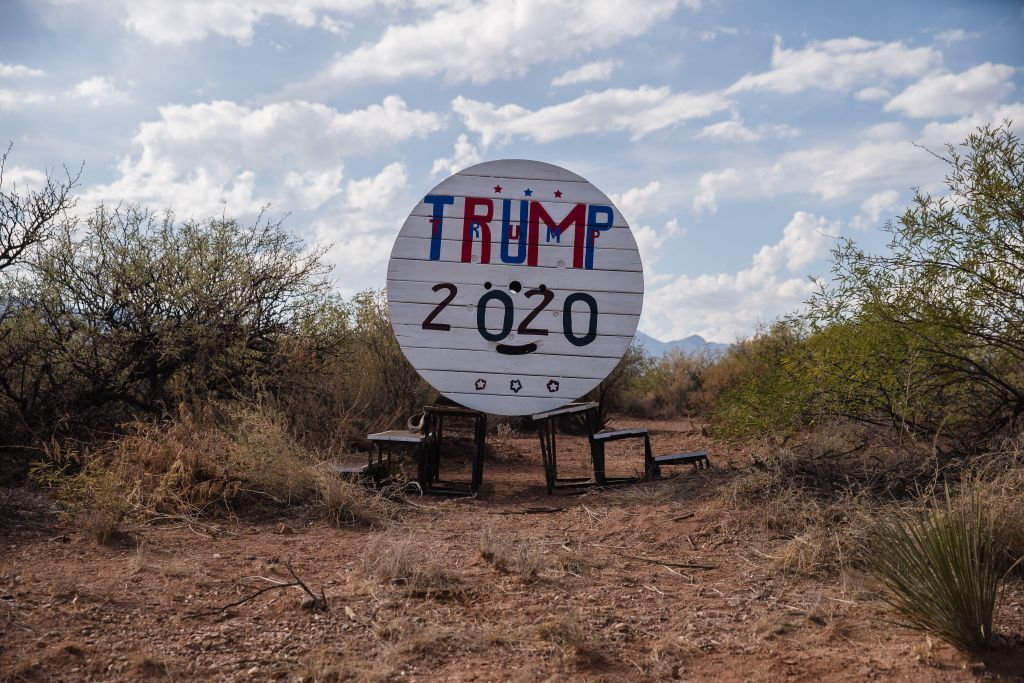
2, 418, 1022, 681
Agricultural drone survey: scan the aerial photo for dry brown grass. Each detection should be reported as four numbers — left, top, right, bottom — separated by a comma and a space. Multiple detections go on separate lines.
535, 615, 605, 669
478, 527, 545, 580
361, 534, 462, 599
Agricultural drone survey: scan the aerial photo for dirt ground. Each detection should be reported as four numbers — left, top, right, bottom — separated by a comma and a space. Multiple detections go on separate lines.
2, 417, 1022, 682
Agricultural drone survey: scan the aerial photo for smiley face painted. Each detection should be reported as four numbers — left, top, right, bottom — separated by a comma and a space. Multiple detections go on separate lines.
386, 159, 643, 416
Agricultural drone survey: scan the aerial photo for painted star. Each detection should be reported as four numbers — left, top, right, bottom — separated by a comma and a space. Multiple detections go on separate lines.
523, 188, 533, 197
509, 379, 523, 393
553, 190, 562, 198
493, 185, 502, 193
546, 379, 560, 392
474, 378, 487, 391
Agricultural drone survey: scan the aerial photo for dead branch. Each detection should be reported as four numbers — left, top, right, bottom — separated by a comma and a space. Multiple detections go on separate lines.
187, 561, 327, 617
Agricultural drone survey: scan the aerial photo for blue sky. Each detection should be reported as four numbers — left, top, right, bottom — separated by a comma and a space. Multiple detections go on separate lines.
1, 0, 1022, 342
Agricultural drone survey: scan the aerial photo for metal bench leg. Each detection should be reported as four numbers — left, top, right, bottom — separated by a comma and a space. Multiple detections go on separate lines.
644, 435, 660, 480
538, 420, 556, 495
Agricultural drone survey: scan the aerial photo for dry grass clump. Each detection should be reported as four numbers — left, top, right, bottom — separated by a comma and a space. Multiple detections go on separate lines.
535, 615, 604, 668
30, 460, 130, 543
361, 534, 462, 599
478, 527, 545, 580
314, 472, 397, 529
33, 402, 407, 533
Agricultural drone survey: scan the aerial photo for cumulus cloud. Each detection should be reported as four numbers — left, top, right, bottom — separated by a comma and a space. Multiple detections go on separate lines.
453, 86, 729, 146
83, 97, 441, 216
918, 101, 1024, 148
0, 63, 45, 78
855, 86, 890, 102
693, 168, 740, 214
885, 63, 1017, 118
851, 189, 901, 230
551, 60, 620, 87
633, 218, 682, 270
728, 36, 941, 95
698, 119, 799, 142
430, 134, 483, 178
643, 211, 839, 341
69, 76, 128, 106
310, 0, 683, 86
50, 0, 379, 45
610, 181, 662, 224
933, 29, 979, 45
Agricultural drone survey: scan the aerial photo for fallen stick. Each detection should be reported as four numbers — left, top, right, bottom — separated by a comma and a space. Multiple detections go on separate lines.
187, 561, 327, 617
593, 544, 717, 570
492, 506, 566, 515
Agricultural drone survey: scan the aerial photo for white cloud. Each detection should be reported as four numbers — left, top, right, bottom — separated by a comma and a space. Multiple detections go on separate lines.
851, 189, 901, 230
693, 168, 740, 214
430, 134, 483, 178
83, 97, 441, 216
0, 63, 45, 78
53, 0, 379, 45
311, 0, 683, 86
551, 59, 620, 87
0, 165, 47, 191
919, 101, 1024, 148
314, 163, 415, 286
885, 63, 1016, 118
861, 122, 908, 140
634, 218, 682, 269
934, 29, 978, 45
698, 119, 799, 142
610, 181, 661, 224
643, 211, 839, 341
69, 76, 128, 106
728, 36, 941, 95
0, 90, 52, 110
855, 86, 890, 102
699, 25, 737, 41
344, 161, 408, 213
453, 86, 729, 146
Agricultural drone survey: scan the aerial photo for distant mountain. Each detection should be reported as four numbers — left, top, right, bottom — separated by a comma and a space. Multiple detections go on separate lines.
635, 331, 730, 358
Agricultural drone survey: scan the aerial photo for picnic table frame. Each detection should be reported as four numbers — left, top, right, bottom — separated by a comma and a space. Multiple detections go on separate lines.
532, 402, 645, 494
421, 403, 487, 496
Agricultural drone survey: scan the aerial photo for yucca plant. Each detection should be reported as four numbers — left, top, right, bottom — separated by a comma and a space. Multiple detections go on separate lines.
864, 489, 1016, 651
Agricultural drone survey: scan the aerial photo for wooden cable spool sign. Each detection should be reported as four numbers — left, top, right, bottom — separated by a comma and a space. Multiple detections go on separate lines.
386, 159, 643, 416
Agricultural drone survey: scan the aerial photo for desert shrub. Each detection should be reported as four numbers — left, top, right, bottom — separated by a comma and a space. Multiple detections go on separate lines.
806, 122, 1024, 450
615, 348, 713, 417
863, 488, 1018, 651
708, 320, 817, 441
1, 203, 336, 440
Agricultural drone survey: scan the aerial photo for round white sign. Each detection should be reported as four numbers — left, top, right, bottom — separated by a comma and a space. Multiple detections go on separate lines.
386, 159, 643, 416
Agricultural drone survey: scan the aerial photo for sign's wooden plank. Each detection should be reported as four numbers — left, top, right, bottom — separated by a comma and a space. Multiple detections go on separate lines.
387, 159, 643, 416
388, 302, 642, 338
386, 259, 645, 291
425, 175, 615, 208
400, 346, 623, 379
388, 281, 644, 315
454, 159, 586, 182
405, 199, 630, 230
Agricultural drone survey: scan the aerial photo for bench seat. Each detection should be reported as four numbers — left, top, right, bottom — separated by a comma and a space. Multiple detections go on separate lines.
367, 430, 426, 444
592, 427, 649, 442
653, 450, 709, 468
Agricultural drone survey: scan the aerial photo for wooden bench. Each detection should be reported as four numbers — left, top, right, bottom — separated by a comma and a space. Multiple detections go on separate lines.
590, 428, 652, 486
645, 450, 710, 480
366, 429, 428, 483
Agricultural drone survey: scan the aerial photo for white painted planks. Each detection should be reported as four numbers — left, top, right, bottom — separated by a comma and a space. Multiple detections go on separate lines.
386, 159, 643, 416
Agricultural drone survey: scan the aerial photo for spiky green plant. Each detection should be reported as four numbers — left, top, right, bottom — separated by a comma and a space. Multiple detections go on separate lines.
864, 489, 1016, 651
